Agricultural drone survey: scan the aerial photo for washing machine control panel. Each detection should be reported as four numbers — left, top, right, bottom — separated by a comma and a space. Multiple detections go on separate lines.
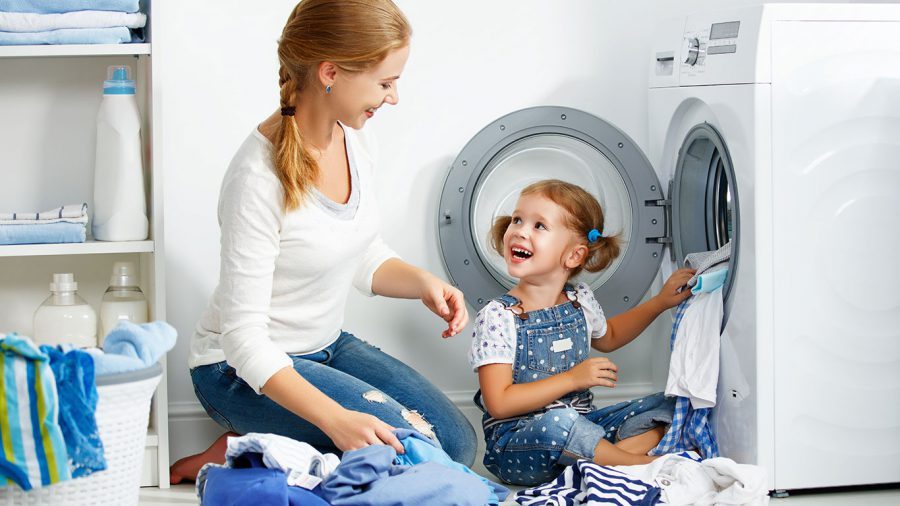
680, 11, 762, 85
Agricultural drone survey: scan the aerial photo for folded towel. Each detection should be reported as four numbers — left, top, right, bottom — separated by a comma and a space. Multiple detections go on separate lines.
0, 11, 145, 33
0, 203, 88, 225
0, 221, 85, 245
0, 0, 140, 14
88, 321, 176, 376
0, 26, 131, 45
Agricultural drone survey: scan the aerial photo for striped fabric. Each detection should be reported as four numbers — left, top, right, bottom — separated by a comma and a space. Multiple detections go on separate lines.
514, 459, 661, 505
0, 334, 71, 490
0, 203, 88, 225
649, 298, 720, 459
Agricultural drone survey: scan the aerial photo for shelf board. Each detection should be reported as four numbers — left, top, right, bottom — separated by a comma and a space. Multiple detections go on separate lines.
0, 43, 150, 58
0, 239, 154, 257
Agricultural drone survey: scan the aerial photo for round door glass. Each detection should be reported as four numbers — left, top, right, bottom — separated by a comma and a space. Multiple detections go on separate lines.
470, 133, 633, 290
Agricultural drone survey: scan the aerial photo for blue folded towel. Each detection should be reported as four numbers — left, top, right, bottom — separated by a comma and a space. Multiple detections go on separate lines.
0, 26, 132, 45
89, 321, 176, 376
0, 0, 140, 14
0, 221, 85, 245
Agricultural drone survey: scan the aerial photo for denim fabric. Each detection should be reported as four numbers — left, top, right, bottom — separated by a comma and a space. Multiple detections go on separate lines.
478, 292, 674, 486
191, 331, 476, 467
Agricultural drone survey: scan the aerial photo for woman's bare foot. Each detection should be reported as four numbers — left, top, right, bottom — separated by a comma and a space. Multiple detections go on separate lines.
169, 431, 239, 484
593, 439, 659, 466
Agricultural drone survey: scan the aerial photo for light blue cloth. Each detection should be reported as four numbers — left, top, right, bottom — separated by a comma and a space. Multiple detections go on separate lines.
0, 222, 85, 245
393, 429, 508, 504
41, 345, 105, 479
0, 26, 131, 45
90, 321, 176, 376
0, 0, 140, 13
691, 267, 728, 294
317, 444, 491, 506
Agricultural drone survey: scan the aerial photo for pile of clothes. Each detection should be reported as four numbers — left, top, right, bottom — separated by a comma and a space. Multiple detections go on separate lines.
0, 1, 146, 46
197, 430, 510, 506
0, 204, 88, 246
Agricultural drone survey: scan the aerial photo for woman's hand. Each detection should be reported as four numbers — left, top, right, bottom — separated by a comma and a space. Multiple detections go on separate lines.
419, 274, 469, 338
653, 268, 696, 310
321, 408, 405, 455
564, 357, 619, 390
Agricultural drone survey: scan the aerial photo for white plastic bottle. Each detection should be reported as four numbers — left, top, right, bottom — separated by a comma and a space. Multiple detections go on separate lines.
98, 261, 148, 345
33, 273, 98, 348
92, 64, 148, 241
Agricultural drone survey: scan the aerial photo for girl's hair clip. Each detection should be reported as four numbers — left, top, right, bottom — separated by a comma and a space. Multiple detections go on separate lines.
587, 229, 602, 243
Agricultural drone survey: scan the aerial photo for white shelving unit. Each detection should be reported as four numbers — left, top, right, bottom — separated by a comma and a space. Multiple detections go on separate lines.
0, 3, 169, 490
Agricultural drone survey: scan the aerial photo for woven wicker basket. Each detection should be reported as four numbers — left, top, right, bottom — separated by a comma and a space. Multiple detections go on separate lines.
0, 364, 162, 506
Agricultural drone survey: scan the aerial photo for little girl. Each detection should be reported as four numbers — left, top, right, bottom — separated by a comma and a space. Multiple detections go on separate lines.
468, 179, 695, 486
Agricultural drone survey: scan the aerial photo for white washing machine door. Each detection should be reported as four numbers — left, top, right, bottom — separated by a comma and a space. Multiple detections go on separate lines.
438, 106, 668, 316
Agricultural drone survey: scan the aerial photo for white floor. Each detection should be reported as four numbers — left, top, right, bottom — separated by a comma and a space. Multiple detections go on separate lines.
139, 482, 900, 505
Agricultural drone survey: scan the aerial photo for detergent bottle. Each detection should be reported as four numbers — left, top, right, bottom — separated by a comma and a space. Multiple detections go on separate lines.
93, 64, 149, 241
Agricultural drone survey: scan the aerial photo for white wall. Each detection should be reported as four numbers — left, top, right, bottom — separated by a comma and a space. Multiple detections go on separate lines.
158, 0, 880, 461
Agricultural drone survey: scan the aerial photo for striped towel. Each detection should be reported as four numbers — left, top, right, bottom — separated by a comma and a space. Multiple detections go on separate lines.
0, 203, 87, 225
514, 459, 661, 505
0, 333, 71, 490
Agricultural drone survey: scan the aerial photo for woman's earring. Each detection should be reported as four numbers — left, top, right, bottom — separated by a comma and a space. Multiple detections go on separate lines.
325, 85, 332, 94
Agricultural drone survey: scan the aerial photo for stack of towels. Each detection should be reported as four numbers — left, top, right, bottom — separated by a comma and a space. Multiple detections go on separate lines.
0, 203, 89, 245
0, 1, 146, 46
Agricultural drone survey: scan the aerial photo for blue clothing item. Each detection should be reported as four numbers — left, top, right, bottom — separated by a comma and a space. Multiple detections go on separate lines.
0, 26, 132, 45
393, 428, 509, 504
201, 468, 329, 505
95, 320, 176, 375
0, 334, 70, 490
691, 267, 728, 294
478, 292, 674, 486
0, 222, 84, 245
0, 0, 140, 13
192, 331, 477, 467
317, 444, 490, 506
41, 345, 105, 479
515, 459, 661, 506
650, 298, 720, 459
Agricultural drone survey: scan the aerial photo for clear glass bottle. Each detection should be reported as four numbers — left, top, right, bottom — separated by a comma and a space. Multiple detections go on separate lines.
99, 261, 148, 345
33, 273, 97, 348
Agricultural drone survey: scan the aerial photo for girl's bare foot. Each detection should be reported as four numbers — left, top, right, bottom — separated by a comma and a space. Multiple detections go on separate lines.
169, 431, 239, 484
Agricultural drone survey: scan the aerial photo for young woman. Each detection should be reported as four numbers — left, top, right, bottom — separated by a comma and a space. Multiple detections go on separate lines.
171, 0, 476, 483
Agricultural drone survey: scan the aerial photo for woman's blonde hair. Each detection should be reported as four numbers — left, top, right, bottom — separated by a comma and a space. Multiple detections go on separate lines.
275, 0, 411, 211
490, 179, 621, 278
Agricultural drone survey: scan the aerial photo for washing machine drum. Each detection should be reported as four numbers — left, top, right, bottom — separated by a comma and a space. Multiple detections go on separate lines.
438, 106, 669, 316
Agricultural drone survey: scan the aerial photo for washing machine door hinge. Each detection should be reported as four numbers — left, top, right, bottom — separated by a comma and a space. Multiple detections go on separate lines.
644, 179, 674, 260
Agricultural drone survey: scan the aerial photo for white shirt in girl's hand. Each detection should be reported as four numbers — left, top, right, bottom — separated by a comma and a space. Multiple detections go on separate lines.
467, 282, 608, 372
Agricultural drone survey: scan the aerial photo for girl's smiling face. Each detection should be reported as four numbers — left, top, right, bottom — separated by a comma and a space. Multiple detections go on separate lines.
503, 193, 587, 284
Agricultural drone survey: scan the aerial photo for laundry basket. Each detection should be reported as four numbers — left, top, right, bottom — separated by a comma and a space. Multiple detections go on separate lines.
0, 363, 162, 506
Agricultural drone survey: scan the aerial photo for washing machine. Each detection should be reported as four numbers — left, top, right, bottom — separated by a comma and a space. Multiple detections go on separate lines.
439, 2, 900, 494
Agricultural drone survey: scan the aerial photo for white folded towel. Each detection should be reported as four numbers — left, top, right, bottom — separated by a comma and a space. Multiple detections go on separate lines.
0, 10, 146, 33
0, 203, 88, 225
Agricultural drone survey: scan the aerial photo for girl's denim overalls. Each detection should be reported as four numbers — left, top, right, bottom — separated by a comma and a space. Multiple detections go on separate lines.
475, 288, 675, 486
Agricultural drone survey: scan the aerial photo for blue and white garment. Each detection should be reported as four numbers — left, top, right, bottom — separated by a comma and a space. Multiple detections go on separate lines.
650, 299, 720, 458
0, 334, 71, 490
514, 459, 661, 506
